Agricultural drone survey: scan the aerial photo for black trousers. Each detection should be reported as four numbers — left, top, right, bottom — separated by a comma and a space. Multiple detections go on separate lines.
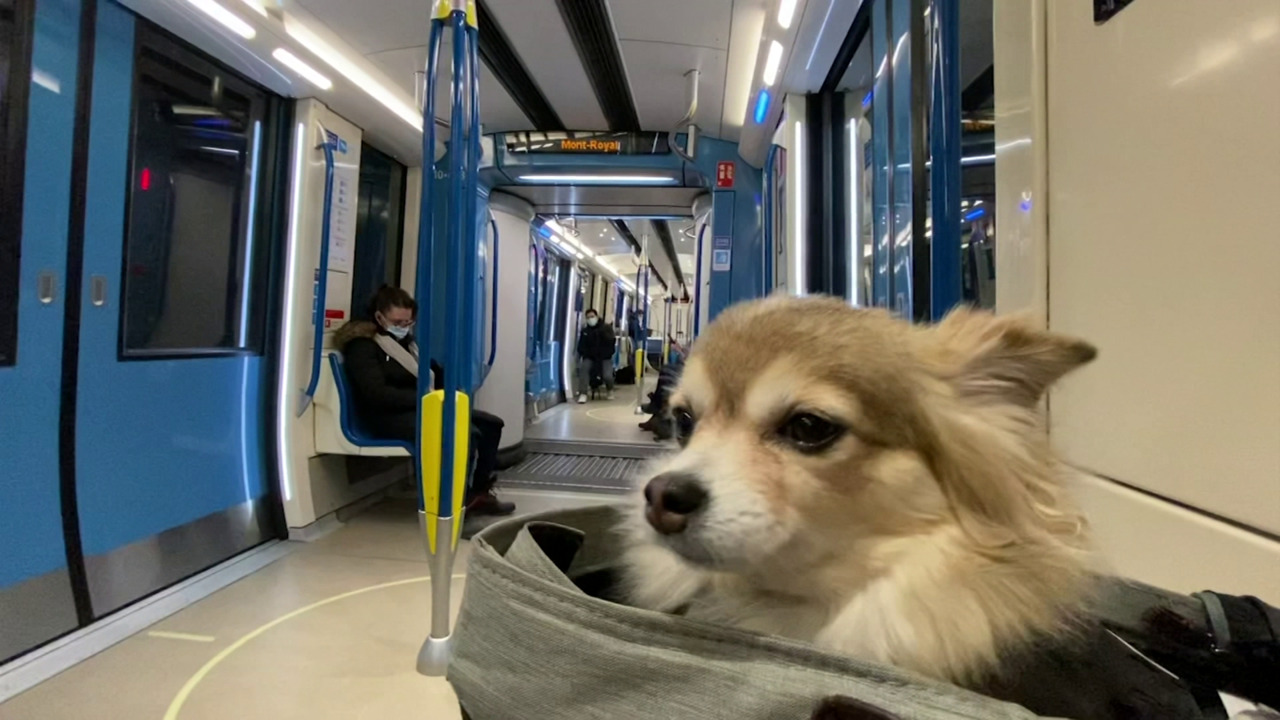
373, 408, 504, 502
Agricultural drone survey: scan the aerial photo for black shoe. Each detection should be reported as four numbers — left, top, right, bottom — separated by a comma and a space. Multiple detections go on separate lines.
640, 403, 657, 414
467, 491, 516, 517
639, 419, 656, 431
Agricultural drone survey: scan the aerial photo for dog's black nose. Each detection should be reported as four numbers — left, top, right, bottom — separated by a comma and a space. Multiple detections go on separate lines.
644, 472, 707, 534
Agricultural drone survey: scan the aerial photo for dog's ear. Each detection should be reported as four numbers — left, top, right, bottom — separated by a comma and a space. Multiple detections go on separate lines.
932, 307, 1096, 407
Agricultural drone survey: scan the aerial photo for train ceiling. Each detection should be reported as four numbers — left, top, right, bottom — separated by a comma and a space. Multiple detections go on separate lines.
294, 0, 769, 141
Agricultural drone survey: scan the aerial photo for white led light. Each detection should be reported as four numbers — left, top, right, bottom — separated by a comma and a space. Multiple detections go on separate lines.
778, 0, 798, 28
285, 19, 423, 131
240, 0, 267, 16
187, 0, 255, 39
763, 41, 784, 86
273, 48, 332, 90
518, 174, 678, 184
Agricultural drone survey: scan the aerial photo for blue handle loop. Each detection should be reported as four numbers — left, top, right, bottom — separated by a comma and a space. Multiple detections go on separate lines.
298, 130, 336, 416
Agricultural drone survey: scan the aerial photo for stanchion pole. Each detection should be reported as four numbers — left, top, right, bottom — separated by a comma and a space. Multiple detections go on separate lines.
415, 0, 478, 678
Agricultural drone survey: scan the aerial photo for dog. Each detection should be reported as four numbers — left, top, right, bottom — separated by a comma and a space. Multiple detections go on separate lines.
620, 295, 1097, 686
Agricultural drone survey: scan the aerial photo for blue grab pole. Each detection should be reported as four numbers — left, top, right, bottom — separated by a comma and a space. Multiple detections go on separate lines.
297, 132, 336, 416
929, 0, 962, 320
414, 20, 443, 513
693, 223, 706, 336
417, 1, 479, 678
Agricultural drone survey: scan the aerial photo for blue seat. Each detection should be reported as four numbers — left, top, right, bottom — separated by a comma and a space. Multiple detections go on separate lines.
328, 352, 415, 453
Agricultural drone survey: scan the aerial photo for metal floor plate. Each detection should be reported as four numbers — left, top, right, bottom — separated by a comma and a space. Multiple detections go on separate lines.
497, 453, 648, 494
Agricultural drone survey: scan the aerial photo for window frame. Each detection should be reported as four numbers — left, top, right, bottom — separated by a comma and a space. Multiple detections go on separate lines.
117, 24, 272, 361
0, 0, 35, 367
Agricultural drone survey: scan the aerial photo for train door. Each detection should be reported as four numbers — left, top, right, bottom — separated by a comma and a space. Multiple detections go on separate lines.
71, 14, 278, 615
0, 0, 80, 662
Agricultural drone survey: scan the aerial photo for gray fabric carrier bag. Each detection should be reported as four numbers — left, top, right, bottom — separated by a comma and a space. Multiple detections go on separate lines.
448, 504, 1056, 720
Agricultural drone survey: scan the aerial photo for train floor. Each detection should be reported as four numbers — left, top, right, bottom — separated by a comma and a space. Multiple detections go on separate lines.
526, 375, 672, 447
0, 491, 613, 720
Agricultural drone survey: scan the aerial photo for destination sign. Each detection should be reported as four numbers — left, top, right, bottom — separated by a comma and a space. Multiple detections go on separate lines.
505, 131, 671, 155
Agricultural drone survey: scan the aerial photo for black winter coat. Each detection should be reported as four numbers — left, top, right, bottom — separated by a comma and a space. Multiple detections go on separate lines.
577, 322, 616, 362
336, 321, 441, 416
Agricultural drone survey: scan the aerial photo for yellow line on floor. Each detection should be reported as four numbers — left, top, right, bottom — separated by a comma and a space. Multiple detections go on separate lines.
164, 576, 434, 719
147, 631, 217, 643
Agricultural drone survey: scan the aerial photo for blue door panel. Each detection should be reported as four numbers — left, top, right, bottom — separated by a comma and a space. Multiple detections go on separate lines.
75, 1, 269, 558
0, 0, 84, 661
0, 0, 80, 588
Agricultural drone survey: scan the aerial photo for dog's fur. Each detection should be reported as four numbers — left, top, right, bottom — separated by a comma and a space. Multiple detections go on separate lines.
620, 296, 1097, 685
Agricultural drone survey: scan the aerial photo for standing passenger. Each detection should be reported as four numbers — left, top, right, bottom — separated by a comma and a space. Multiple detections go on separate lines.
575, 308, 616, 403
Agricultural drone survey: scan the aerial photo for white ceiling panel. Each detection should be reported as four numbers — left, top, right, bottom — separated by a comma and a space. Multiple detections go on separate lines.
483, 0, 610, 130
608, 0, 734, 50
568, 219, 634, 256
294, 0, 433, 55
619, 40, 727, 136
366, 42, 535, 133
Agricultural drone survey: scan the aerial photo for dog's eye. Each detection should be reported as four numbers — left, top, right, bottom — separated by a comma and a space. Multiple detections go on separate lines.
777, 413, 844, 452
672, 408, 696, 446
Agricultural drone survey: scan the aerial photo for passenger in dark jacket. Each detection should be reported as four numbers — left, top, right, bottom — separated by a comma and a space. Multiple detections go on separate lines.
336, 286, 513, 517
575, 308, 616, 403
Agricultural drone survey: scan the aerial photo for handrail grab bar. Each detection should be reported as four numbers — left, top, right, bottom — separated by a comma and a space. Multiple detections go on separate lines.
298, 126, 337, 417
668, 68, 700, 163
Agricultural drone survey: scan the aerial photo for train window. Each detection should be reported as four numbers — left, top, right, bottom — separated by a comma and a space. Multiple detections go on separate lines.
0, 0, 33, 366
351, 143, 406, 319
119, 30, 269, 357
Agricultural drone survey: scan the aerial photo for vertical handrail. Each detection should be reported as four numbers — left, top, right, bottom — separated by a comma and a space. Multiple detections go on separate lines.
692, 223, 707, 337
763, 144, 778, 292
297, 130, 336, 416
483, 214, 499, 378
416, 0, 479, 679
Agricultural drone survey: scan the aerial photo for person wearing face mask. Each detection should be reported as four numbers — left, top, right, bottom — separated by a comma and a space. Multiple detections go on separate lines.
575, 308, 616, 403
336, 286, 515, 518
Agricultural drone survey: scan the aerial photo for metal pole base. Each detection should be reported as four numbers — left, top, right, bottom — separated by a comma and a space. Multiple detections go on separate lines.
417, 510, 458, 677
416, 634, 454, 676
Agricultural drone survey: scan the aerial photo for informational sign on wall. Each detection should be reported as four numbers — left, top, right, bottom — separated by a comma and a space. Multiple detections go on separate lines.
326, 130, 356, 274
712, 235, 732, 272
716, 161, 735, 188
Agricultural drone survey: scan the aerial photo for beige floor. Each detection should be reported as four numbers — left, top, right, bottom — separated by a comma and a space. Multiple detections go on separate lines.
0, 490, 609, 720
526, 376, 670, 446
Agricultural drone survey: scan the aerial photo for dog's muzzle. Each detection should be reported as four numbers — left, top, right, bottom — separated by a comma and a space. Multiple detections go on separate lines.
643, 472, 707, 535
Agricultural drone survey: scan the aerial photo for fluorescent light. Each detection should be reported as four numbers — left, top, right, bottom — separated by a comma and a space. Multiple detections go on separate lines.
518, 174, 678, 184
273, 48, 332, 90
284, 19, 423, 131
240, 0, 267, 16
763, 41, 784, 86
778, 0, 798, 28
188, 0, 255, 39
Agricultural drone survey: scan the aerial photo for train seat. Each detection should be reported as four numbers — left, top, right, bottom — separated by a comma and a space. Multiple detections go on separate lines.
313, 352, 413, 457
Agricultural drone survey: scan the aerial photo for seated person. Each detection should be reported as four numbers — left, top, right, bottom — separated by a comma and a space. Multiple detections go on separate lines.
575, 308, 616, 403
335, 285, 514, 517
638, 352, 684, 440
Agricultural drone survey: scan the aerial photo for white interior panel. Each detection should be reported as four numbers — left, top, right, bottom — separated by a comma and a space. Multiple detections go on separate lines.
1045, 0, 1280, 534
1077, 475, 1280, 605
483, 0, 610, 129
475, 204, 534, 446
574, 219, 635, 257
294, 0, 433, 55
366, 41, 535, 132
619, 40, 727, 137
608, 0, 733, 50
720, 0, 767, 143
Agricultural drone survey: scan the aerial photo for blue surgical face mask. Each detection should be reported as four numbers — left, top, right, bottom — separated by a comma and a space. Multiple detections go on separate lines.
386, 324, 411, 340
586, 317, 598, 327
